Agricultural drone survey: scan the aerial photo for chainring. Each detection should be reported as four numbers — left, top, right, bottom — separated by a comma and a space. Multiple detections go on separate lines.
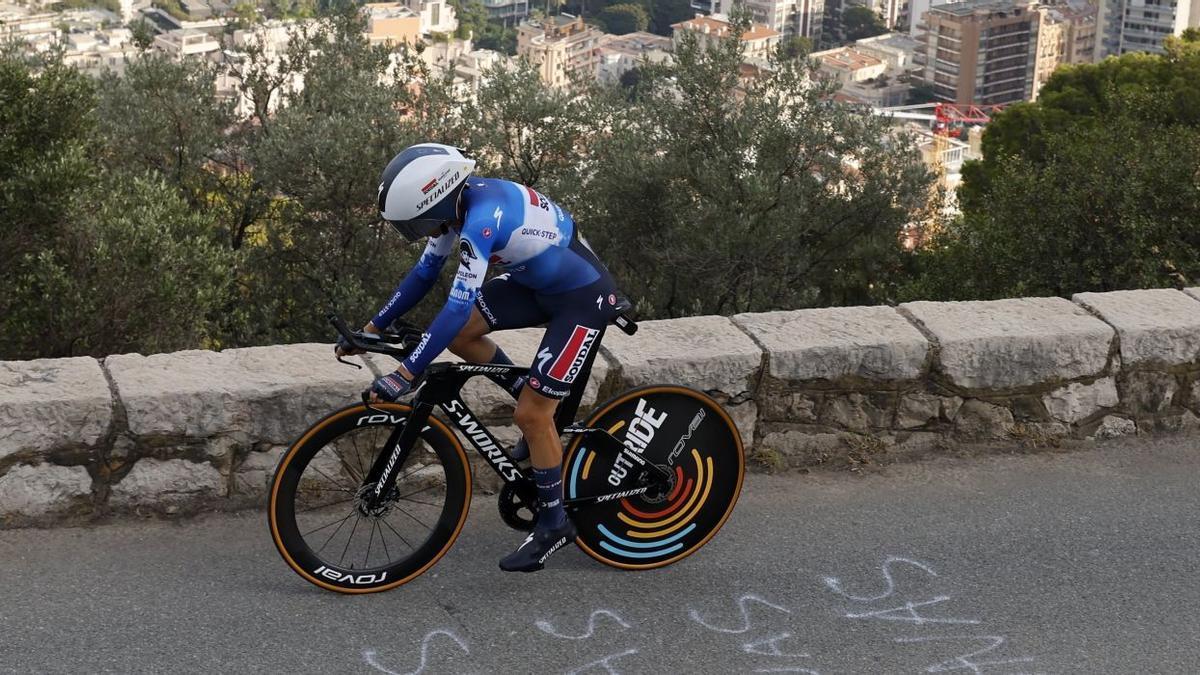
498, 479, 539, 532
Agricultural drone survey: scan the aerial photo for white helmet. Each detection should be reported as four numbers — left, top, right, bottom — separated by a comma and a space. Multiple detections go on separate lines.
377, 143, 476, 241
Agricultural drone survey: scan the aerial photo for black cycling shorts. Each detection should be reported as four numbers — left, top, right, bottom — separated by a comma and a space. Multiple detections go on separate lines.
475, 273, 621, 400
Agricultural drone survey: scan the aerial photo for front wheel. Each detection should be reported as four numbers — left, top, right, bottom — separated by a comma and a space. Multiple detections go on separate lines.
268, 403, 472, 593
563, 385, 745, 570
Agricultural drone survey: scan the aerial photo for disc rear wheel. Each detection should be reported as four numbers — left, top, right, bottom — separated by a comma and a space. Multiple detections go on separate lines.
564, 386, 745, 570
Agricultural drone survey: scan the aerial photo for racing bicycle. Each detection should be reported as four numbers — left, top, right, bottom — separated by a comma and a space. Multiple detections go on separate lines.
268, 305, 745, 593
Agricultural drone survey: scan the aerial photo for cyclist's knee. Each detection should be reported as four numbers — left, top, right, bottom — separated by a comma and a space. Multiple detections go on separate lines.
449, 309, 490, 352
514, 391, 556, 433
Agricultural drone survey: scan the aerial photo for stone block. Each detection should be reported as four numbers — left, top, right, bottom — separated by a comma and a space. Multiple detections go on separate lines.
1074, 289, 1200, 367
732, 306, 928, 382
902, 297, 1113, 390
110, 458, 224, 506
954, 399, 1015, 439
602, 315, 762, 395
1184, 288, 1200, 303
1090, 415, 1137, 440
106, 344, 374, 444
896, 393, 960, 429
0, 357, 113, 462
1124, 371, 1177, 415
1042, 378, 1119, 424
0, 463, 92, 518
232, 446, 286, 500
818, 393, 893, 432
758, 429, 847, 467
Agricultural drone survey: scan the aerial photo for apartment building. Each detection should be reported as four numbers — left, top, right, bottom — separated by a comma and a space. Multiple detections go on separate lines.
1096, 0, 1200, 57
672, 14, 783, 60
482, 0, 530, 25
915, 0, 1040, 104
1031, 0, 1095, 93
595, 31, 673, 84
364, 2, 421, 45
153, 28, 221, 61
516, 14, 605, 88
392, 0, 457, 35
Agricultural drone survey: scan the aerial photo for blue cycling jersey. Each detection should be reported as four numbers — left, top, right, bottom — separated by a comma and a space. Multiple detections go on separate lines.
371, 178, 604, 376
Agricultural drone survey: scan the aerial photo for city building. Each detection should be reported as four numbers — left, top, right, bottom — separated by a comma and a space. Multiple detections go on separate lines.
914, 0, 1040, 104
671, 14, 783, 61
421, 36, 511, 98
1095, 0, 1199, 57
364, 2, 421, 45
62, 28, 140, 76
1031, 1, 1095, 93
813, 34, 919, 105
516, 14, 604, 88
481, 0, 530, 25
392, 0, 457, 35
718, 0, 824, 41
153, 27, 221, 61
595, 31, 673, 84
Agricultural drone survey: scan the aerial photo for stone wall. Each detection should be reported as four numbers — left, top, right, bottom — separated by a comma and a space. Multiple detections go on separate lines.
3, 288, 1200, 527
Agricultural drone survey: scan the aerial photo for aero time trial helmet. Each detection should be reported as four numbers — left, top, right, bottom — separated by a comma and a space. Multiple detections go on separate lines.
377, 143, 476, 241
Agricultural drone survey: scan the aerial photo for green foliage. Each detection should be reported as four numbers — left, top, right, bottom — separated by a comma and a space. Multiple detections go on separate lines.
597, 3, 648, 34
840, 6, 887, 42
0, 6, 932, 359
449, 0, 517, 54
569, 0, 689, 35
777, 36, 813, 60
905, 107, 1200, 300
574, 21, 933, 315
908, 37, 1200, 300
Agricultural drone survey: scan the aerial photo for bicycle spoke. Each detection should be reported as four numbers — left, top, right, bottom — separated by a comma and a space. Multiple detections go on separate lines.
309, 463, 357, 494
392, 503, 433, 532
316, 512, 355, 553
378, 517, 392, 561
364, 520, 376, 569
297, 495, 356, 515
396, 483, 439, 501
381, 517, 415, 551
302, 510, 356, 538
339, 515, 362, 565
398, 496, 444, 509
347, 432, 367, 482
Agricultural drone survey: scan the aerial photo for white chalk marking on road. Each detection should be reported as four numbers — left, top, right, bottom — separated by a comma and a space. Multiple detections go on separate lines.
688, 594, 792, 634
742, 632, 810, 658
895, 635, 1035, 673
564, 648, 639, 675
363, 629, 469, 675
823, 556, 940, 602
536, 609, 632, 640
846, 596, 981, 626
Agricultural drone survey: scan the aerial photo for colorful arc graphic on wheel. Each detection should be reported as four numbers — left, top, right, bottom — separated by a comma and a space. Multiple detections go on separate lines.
564, 385, 743, 570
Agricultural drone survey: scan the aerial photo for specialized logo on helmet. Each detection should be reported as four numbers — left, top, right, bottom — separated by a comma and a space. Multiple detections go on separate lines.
459, 239, 477, 267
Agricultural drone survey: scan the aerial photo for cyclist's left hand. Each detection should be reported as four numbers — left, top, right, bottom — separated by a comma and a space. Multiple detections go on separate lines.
367, 370, 413, 402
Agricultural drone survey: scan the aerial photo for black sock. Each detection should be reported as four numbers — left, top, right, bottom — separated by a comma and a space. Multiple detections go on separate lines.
484, 345, 526, 400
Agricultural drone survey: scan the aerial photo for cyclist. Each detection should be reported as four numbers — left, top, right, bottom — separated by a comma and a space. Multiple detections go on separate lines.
337, 143, 621, 573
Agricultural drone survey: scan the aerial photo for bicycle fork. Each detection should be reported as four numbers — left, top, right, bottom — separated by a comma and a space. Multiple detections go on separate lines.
360, 400, 435, 511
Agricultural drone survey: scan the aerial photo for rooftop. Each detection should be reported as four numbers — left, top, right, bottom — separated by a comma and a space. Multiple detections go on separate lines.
930, 0, 1035, 17
817, 47, 884, 71
671, 15, 780, 42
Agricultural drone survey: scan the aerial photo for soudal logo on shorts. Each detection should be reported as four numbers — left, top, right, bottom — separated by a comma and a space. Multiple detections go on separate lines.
549, 326, 599, 384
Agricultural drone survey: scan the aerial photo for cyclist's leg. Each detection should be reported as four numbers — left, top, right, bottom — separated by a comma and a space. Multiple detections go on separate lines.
500, 278, 617, 572
452, 274, 549, 395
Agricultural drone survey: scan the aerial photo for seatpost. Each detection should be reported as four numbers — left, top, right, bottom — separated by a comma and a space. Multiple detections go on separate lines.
554, 326, 607, 433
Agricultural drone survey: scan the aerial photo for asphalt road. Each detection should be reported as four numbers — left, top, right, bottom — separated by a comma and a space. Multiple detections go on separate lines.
3, 435, 1199, 674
